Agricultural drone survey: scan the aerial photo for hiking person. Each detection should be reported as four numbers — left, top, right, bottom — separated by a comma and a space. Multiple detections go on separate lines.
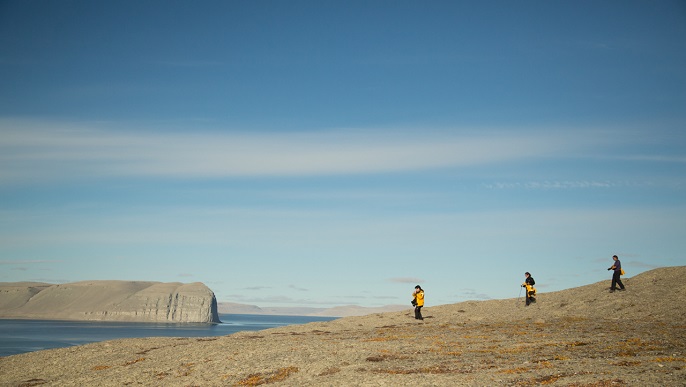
412, 285, 424, 320
522, 272, 536, 306
607, 255, 625, 292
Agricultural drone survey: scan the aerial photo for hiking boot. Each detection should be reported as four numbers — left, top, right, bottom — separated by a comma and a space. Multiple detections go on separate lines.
609, 289, 615, 293
618, 288, 626, 291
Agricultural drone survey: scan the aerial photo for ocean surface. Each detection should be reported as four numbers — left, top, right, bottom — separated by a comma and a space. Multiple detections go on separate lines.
0, 314, 336, 357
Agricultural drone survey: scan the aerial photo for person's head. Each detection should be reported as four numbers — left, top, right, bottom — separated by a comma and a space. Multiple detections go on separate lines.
415, 285, 422, 291
613, 255, 618, 261
525, 272, 530, 277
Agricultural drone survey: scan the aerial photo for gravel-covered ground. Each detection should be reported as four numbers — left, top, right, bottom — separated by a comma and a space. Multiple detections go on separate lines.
1, 267, 684, 386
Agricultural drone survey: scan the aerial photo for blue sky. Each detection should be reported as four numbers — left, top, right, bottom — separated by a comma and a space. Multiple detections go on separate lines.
1, 1, 685, 308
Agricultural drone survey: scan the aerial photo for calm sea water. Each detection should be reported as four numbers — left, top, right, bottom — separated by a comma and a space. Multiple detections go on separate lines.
0, 314, 336, 357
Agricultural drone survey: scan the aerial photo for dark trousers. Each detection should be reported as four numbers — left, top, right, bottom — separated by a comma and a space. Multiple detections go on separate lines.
525, 291, 536, 306
611, 271, 625, 290
414, 306, 423, 320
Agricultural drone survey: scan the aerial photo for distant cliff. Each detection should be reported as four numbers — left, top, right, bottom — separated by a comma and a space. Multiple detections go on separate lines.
0, 281, 221, 323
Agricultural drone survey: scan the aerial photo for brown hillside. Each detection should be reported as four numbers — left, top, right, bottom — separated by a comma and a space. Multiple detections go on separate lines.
429, 265, 686, 324
1, 267, 684, 386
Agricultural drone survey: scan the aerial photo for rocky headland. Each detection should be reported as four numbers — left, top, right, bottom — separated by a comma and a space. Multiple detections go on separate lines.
1, 267, 684, 386
0, 280, 220, 324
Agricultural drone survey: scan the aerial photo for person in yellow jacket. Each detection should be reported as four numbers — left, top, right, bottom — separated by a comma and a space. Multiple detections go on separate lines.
412, 285, 424, 320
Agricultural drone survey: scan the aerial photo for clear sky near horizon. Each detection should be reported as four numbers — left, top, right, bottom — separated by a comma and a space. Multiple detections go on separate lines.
1, 1, 685, 308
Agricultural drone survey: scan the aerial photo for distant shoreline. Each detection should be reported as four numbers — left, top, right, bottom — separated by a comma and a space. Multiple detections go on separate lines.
217, 302, 411, 317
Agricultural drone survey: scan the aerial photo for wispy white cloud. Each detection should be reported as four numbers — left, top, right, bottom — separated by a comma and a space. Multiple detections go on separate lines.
228, 295, 296, 304
289, 284, 309, 292
245, 286, 272, 291
455, 288, 492, 301
388, 277, 424, 284
228, 294, 336, 306
0, 119, 598, 183
0, 260, 61, 265
614, 155, 686, 163
484, 180, 646, 190
149, 60, 225, 68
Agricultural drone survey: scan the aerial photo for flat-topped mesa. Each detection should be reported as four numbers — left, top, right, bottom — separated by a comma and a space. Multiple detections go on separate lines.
0, 281, 221, 323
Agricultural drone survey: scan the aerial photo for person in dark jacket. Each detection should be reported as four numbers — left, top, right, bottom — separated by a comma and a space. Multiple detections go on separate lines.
608, 255, 625, 292
522, 272, 536, 306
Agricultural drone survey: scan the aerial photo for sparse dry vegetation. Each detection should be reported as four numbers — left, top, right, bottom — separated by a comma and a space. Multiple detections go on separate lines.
1, 266, 685, 385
